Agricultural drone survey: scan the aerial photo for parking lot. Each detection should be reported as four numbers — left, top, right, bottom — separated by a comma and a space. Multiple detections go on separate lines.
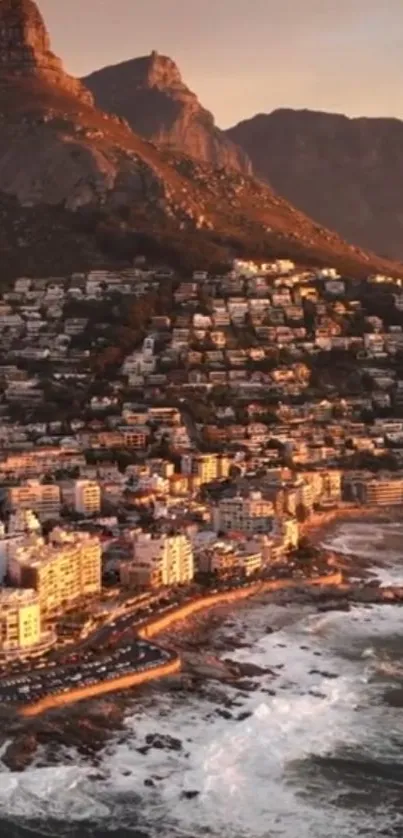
0, 639, 173, 706
0, 572, 320, 708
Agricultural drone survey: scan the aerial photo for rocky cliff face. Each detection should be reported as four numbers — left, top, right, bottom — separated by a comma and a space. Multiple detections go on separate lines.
0, 2, 399, 279
227, 108, 403, 261
0, 0, 92, 102
82, 52, 252, 174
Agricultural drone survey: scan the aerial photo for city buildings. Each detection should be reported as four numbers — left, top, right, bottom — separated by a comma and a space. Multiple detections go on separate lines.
347, 475, 403, 506
0, 257, 403, 614
74, 480, 101, 516
0, 589, 55, 659
8, 481, 60, 521
120, 532, 194, 588
197, 541, 262, 578
8, 530, 102, 616
212, 492, 274, 534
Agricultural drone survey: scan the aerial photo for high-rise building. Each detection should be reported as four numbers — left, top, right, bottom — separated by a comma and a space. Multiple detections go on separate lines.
8, 481, 60, 521
8, 530, 102, 616
74, 480, 101, 516
213, 492, 274, 534
0, 589, 41, 655
181, 454, 231, 485
353, 476, 403, 506
120, 532, 194, 589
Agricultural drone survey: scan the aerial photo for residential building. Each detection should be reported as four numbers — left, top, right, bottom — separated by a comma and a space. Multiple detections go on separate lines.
181, 453, 231, 484
8, 530, 102, 616
8, 482, 61, 521
350, 476, 403, 506
213, 492, 274, 534
0, 510, 41, 581
198, 541, 262, 577
0, 589, 42, 656
120, 532, 194, 588
74, 480, 101, 516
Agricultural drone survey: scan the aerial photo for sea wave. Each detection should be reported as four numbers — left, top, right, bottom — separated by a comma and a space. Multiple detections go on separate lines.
323, 520, 403, 587
1, 522, 403, 838
0, 604, 396, 838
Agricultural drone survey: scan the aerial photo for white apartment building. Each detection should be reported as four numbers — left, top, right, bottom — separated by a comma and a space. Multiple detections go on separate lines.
120, 532, 194, 588
8, 482, 60, 521
198, 541, 262, 577
8, 529, 102, 615
213, 492, 274, 534
74, 480, 101, 516
0, 589, 41, 656
272, 517, 299, 550
0, 510, 41, 581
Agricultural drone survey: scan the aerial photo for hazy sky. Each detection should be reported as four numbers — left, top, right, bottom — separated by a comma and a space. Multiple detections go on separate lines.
38, 0, 403, 128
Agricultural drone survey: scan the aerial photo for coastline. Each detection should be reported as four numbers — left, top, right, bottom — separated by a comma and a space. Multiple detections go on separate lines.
137, 572, 342, 640
17, 572, 342, 716
20, 657, 181, 718
300, 502, 403, 543
13, 504, 403, 717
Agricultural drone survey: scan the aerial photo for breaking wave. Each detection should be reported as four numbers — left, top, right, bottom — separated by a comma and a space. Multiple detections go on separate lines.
1, 520, 403, 837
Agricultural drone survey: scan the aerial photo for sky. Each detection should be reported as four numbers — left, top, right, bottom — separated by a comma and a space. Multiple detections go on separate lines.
38, 0, 403, 128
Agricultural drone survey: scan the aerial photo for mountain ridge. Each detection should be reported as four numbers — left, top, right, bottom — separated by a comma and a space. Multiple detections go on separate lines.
82, 51, 252, 175
0, 2, 400, 279
227, 107, 403, 261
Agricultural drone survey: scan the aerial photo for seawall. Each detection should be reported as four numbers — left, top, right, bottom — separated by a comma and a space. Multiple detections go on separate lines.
301, 503, 403, 541
20, 657, 181, 718
19, 572, 341, 716
138, 572, 342, 639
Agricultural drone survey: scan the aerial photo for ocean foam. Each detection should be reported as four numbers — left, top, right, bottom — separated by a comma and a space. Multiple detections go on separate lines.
97, 607, 376, 838
0, 764, 109, 821
1, 521, 402, 838
323, 520, 403, 587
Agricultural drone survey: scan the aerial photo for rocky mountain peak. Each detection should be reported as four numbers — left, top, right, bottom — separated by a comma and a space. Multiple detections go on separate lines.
0, 0, 93, 102
83, 53, 252, 174
140, 50, 184, 89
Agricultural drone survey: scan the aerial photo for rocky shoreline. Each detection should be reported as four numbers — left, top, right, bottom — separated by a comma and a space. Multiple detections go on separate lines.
2, 513, 402, 774
0, 578, 398, 773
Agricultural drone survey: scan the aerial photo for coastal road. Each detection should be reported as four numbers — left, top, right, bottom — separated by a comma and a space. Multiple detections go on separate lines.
0, 591, 186, 708
0, 570, 338, 708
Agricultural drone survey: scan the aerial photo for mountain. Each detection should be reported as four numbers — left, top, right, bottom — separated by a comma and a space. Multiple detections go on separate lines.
0, 2, 400, 279
0, 0, 92, 103
82, 52, 252, 175
227, 108, 403, 261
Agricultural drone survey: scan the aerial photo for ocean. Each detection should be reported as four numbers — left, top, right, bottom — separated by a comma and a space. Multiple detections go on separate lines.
0, 519, 402, 838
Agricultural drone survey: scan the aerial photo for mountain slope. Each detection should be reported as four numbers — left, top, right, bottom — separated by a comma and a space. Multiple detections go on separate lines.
82, 52, 252, 175
227, 108, 403, 261
0, 2, 400, 279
